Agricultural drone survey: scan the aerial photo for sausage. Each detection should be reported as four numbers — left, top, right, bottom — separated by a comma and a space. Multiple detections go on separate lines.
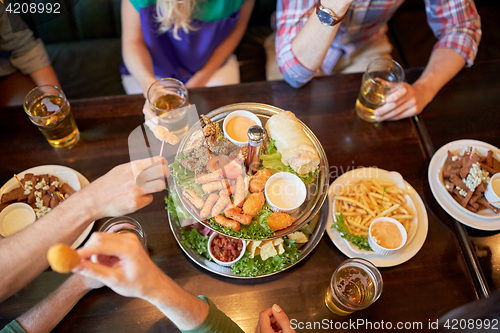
199, 193, 219, 219
233, 176, 245, 207
214, 215, 241, 232
183, 190, 205, 210
195, 170, 224, 184
211, 191, 231, 217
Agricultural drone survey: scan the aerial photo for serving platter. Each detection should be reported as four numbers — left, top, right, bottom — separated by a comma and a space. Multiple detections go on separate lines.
326, 168, 428, 267
0, 165, 94, 248
172, 103, 329, 241
168, 198, 328, 279
428, 139, 500, 230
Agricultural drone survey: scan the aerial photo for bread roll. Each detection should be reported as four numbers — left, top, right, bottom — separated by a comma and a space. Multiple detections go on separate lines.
266, 111, 320, 175
47, 244, 80, 273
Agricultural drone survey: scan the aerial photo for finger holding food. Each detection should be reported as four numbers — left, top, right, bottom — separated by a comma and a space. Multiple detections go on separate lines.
47, 243, 81, 273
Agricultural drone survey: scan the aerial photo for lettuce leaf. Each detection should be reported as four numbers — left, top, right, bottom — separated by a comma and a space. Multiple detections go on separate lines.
165, 189, 192, 221
232, 238, 302, 277
170, 160, 204, 196
208, 203, 274, 240
332, 213, 371, 251
180, 228, 211, 260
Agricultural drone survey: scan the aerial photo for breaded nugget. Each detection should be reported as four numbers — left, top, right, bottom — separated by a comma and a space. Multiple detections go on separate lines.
267, 212, 297, 231
242, 192, 265, 217
214, 215, 241, 232
249, 169, 273, 193
47, 244, 80, 273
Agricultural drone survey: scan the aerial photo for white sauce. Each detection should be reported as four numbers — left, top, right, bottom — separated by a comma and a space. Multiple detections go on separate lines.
267, 179, 301, 209
3, 208, 35, 236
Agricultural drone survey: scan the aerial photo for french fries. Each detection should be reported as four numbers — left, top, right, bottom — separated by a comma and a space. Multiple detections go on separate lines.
333, 179, 414, 237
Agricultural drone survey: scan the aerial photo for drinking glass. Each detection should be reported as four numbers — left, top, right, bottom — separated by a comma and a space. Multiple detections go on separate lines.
147, 78, 189, 137
355, 58, 405, 122
23, 85, 79, 148
99, 216, 147, 249
325, 258, 383, 315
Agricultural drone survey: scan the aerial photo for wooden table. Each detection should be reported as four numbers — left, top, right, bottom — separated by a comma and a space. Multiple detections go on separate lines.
0, 66, 483, 332
416, 60, 500, 297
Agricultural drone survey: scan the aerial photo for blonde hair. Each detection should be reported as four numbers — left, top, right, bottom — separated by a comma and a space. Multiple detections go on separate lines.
155, 0, 198, 40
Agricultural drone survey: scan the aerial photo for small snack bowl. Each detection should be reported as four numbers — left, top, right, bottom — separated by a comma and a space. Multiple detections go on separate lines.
368, 217, 407, 256
222, 110, 262, 147
0, 203, 36, 237
265, 172, 306, 213
208, 232, 247, 267
485, 173, 500, 209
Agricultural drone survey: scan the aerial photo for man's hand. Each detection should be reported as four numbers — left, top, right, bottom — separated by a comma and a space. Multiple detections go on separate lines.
373, 82, 433, 121
256, 304, 296, 333
73, 232, 165, 300
76, 157, 168, 219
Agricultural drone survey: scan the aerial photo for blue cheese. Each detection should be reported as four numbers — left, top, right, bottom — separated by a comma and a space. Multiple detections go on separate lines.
463, 162, 489, 192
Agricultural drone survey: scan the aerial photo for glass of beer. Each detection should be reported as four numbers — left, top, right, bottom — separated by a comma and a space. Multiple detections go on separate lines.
23, 85, 79, 149
147, 78, 189, 137
355, 58, 405, 122
325, 258, 383, 315
99, 216, 147, 249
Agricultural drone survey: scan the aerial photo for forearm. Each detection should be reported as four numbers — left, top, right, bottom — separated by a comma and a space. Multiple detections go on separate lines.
144, 273, 209, 330
0, 194, 95, 302
188, 0, 254, 86
17, 275, 91, 333
413, 47, 466, 105
291, 0, 350, 71
29, 65, 61, 88
123, 41, 156, 96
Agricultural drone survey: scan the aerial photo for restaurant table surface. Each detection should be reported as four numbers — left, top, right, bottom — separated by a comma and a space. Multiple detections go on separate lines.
1, 62, 494, 332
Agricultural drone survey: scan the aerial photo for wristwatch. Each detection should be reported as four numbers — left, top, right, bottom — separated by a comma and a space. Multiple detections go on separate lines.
316, 1, 346, 27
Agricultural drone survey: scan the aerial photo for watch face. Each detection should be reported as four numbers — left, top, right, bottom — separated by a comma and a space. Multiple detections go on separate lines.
318, 8, 335, 26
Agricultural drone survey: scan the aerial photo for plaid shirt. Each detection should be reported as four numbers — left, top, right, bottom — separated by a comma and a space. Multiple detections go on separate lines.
276, 0, 482, 87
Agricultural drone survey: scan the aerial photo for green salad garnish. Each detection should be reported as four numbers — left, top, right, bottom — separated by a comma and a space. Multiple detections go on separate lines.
170, 160, 204, 196
260, 139, 319, 185
332, 213, 371, 251
180, 228, 211, 260
208, 203, 275, 240
232, 238, 302, 277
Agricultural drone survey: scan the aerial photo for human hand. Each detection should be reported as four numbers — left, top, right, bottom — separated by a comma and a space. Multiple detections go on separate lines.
143, 100, 159, 132
256, 304, 296, 333
70, 272, 105, 290
373, 82, 432, 122
76, 156, 168, 219
185, 71, 209, 89
73, 232, 165, 300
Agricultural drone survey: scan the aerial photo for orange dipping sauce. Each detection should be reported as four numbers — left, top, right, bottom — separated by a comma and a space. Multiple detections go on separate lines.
371, 222, 402, 249
226, 116, 257, 142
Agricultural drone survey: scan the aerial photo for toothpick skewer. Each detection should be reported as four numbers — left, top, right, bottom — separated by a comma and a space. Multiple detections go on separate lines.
14, 174, 25, 191
159, 139, 165, 157
59, 193, 66, 201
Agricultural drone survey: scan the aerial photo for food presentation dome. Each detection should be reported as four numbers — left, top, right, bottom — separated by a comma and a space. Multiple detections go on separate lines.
172, 102, 329, 241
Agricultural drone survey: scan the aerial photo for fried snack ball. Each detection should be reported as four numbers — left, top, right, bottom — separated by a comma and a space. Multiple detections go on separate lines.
249, 169, 273, 193
267, 212, 297, 231
47, 243, 80, 273
242, 192, 266, 217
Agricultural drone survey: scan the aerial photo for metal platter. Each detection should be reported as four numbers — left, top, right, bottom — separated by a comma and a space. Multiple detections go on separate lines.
173, 102, 330, 241
169, 199, 328, 279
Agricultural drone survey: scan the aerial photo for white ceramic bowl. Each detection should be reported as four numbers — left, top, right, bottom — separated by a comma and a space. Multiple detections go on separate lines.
368, 217, 408, 256
0, 203, 36, 237
208, 232, 247, 266
485, 173, 500, 209
222, 110, 262, 147
265, 172, 306, 213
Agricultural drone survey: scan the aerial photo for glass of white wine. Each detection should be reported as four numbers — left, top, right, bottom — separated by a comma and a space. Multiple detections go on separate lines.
147, 78, 189, 137
355, 58, 405, 122
325, 258, 383, 315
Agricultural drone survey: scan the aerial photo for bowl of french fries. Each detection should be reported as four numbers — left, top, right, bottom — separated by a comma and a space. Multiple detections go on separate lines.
331, 168, 417, 255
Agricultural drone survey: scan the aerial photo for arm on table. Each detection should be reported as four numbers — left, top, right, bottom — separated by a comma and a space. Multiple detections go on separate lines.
29, 65, 61, 88
0, 157, 167, 302
121, 0, 156, 96
14, 275, 103, 333
275, 0, 353, 88
185, 0, 255, 88
374, 0, 481, 121
74, 233, 243, 332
